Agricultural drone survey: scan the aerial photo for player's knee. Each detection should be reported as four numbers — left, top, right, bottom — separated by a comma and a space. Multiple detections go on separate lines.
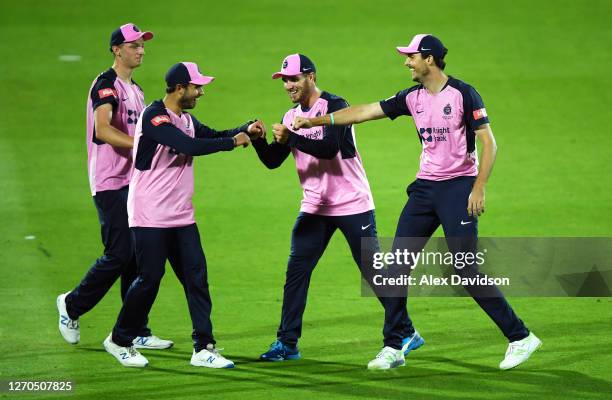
103, 250, 133, 266
287, 253, 318, 272
136, 268, 165, 286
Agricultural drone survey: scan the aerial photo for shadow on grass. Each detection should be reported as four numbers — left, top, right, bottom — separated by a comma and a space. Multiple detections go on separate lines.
67, 350, 611, 400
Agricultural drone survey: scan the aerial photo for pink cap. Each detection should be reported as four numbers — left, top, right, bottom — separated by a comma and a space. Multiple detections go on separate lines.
396, 34, 430, 55
110, 23, 153, 47
271, 54, 316, 79
120, 23, 153, 42
183, 62, 214, 85
165, 62, 214, 87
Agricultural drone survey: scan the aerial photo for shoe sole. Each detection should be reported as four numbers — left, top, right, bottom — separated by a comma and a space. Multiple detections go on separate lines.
500, 340, 543, 370
133, 343, 174, 350
57, 294, 79, 345
190, 361, 235, 368
259, 353, 301, 362
368, 359, 406, 370
402, 336, 425, 356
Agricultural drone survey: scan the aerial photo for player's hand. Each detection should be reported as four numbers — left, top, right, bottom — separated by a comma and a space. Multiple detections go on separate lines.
247, 120, 266, 139
233, 132, 251, 148
273, 123, 290, 144
292, 116, 312, 130
467, 185, 485, 217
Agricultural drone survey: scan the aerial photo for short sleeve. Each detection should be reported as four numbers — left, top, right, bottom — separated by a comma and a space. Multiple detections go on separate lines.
91, 78, 119, 111
379, 89, 411, 120
463, 85, 489, 130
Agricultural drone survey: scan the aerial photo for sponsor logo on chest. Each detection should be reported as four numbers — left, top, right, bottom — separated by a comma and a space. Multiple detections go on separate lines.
419, 127, 449, 143
302, 127, 324, 140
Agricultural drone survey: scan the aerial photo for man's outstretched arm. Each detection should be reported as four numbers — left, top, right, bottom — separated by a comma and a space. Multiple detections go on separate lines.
293, 102, 386, 129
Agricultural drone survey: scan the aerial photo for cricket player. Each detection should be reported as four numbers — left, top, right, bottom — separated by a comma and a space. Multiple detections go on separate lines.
57, 23, 172, 350
103, 62, 263, 368
293, 35, 542, 370
253, 54, 424, 368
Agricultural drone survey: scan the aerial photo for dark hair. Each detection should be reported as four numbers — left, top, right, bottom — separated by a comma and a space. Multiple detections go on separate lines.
433, 56, 446, 70
165, 84, 185, 94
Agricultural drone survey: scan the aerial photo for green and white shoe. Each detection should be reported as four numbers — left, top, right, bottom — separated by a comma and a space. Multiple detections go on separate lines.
367, 346, 405, 370
499, 332, 542, 370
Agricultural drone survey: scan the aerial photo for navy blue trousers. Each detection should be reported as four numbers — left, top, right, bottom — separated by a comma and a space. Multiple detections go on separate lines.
277, 210, 406, 349
112, 224, 214, 351
388, 177, 529, 342
65, 186, 150, 337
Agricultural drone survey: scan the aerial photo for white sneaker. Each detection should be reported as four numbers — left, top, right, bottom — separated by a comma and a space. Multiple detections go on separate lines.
133, 335, 174, 350
103, 334, 148, 367
56, 293, 79, 344
367, 346, 405, 370
190, 344, 235, 368
499, 332, 542, 370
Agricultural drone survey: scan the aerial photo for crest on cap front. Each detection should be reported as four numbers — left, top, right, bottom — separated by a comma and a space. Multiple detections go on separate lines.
272, 54, 302, 79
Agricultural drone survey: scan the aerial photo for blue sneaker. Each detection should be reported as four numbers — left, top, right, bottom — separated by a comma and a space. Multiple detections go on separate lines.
402, 331, 425, 356
259, 340, 301, 361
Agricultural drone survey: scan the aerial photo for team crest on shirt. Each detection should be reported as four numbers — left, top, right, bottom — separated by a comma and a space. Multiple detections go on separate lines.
98, 88, 117, 99
442, 103, 453, 120
151, 115, 171, 126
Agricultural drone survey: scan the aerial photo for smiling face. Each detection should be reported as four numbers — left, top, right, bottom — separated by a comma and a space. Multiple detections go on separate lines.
404, 53, 432, 83
281, 73, 315, 105
178, 84, 203, 110
113, 38, 146, 69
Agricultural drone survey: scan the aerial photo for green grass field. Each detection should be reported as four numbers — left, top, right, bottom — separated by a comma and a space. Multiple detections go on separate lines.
1, 0, 611, 399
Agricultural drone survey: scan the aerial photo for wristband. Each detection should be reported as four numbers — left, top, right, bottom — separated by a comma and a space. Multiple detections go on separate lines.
329, 113, 335, 126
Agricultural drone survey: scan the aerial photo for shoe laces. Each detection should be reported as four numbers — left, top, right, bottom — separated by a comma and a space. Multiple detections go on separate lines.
506, 343, 527, 357
269, 340, 284, 351
376, 347, 397, 361
205, 344, 224, 356
127, 346, 140, 358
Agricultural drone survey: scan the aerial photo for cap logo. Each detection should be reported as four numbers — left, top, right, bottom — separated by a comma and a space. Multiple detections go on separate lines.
282, 60, 288, 69
420, 47, 431, 51
133, 25, 140, 32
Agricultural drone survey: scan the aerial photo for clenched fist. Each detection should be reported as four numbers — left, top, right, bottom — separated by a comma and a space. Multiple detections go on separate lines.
233, 132, 251, 148
292, 116, 312, 130
247, 120, 266, 139
272, 123, 291, 144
